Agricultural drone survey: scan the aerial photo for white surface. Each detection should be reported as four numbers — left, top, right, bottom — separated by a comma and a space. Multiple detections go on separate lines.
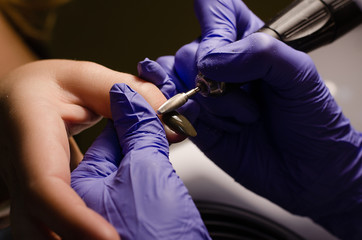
169, 24, 362, 240
170, 140, 338, 240
309, 24, 362, 132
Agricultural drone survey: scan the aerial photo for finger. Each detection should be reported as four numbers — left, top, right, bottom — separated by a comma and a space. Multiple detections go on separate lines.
44, 59, 166, 129
156, 55, 189, 94
3, 59, 178, 240
174, 38, 260, 125
137, 58, 177, 99
7, 100, 119, 239
69, 137, 83, 171
174, 39, 200, 90
194, 0, 264, 60
26, 176, 119, 240
197, 33, 320, 98
108, 85, 210, 239
43, 59, 181, 143
195, 89, 260, 125
71, 120, 122, 203
197, 33, 351, 165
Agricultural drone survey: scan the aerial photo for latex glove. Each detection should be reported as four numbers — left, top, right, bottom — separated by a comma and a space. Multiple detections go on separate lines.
138, 44, 260, 132
194, 0, 264, 60
71, 83, 210, 240
136, 1, 263, 131
0, 60, 180, 239
178, 1, 362, 240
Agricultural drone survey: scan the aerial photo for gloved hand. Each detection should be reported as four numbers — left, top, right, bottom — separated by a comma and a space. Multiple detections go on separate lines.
71, 83, 211, 240
139, 1, 362, 239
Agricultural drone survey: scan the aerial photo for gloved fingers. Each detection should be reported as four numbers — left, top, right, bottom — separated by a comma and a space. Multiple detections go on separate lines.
174, 38, 260, 125
198, 33, 354, 166
197, 109, 247, 133
107, 85, 210, 239
101, 136, 210, 239
194, 0, 264, 61
71, 120, 121, 182
189, 116, 247, 162
195, 87, 260, 125
198, 33, 321, 99
137, 58, 177, 99
155, 55, 189, 94
109, 83, 168, 155
174, 39, 200, 90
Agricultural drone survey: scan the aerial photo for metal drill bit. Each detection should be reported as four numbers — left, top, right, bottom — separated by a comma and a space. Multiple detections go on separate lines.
157, 87, 200, 115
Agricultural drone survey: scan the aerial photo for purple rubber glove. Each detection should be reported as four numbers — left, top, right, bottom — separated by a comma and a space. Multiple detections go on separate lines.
138, 43, 261, 132
169, 0, 362, 239
137, 0, 264, 131
71, 83, 211, 240
194, 0, 264, 61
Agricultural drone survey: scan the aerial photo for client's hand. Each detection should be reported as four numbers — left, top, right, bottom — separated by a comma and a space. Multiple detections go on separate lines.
0, 59, 181, 239
71, 83, 210, 240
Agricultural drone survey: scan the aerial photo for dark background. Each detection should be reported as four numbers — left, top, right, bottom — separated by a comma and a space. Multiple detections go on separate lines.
49, 0, 292, 152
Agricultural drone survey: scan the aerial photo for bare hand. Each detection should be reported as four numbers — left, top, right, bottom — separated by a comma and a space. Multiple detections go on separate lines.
0, 59, 182, 239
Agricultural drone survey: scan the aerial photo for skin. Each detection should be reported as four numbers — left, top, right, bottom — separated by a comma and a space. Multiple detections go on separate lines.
0, 9, 37, 218
0, 11, 184, 240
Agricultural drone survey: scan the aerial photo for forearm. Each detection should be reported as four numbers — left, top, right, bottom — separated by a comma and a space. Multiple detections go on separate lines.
0, 11, 36, 77
0, 11, 35, 205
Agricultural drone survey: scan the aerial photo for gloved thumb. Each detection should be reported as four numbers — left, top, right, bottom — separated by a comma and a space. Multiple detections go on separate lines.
174, 39, 200, 90
194, 0, 264, 62
174, 37, 260, 125
137, 58, 177, 99
71, 120, 122, 202
109, 83, 168, 155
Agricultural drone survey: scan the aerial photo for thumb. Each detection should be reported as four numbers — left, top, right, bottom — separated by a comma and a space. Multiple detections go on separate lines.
174, 37, 260, 125
71, 120, 121, 188
137, 58, 177, 99
174, 39, 200, 91
194, 0, 263, 61
109, 83, 168, 154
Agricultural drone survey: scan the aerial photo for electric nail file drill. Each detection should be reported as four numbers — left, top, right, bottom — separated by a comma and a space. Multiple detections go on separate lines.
159, 0, 362, 117
160, 0, 362, 136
